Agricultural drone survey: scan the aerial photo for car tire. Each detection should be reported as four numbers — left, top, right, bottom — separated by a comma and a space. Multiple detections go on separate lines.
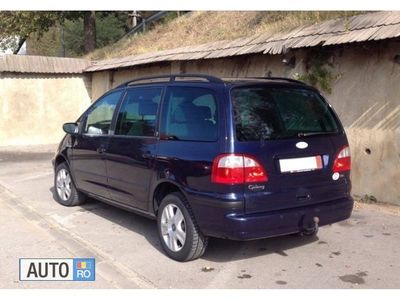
157, 192, 208, 262
54, 162, 86, 207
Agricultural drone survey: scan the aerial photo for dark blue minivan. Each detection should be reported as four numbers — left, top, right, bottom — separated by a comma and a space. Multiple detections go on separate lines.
53, 74, 353, 261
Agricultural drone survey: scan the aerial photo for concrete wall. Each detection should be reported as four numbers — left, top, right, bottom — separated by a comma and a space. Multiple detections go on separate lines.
91, 41, 400, 205
0, 73, 91, 146
328, 43, 400, 206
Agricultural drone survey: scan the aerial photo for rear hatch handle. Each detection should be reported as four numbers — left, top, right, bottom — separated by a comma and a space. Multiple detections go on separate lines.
296, 193, 312, 201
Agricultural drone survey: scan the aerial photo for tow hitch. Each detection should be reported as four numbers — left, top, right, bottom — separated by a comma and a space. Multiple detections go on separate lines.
301, 216, 320, 236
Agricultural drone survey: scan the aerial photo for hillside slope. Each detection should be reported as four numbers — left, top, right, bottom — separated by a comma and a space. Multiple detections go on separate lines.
87, 11, 365, 60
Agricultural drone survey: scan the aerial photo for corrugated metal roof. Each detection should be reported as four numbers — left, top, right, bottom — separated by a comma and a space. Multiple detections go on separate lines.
85, 11, 400, 72
0, 54, 91, 74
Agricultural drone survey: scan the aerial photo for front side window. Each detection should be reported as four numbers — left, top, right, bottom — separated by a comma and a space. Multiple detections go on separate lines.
231, 87, 339, 141
161, 87, 218, 142
84, 91, 122, 135
115, 87, 162, 137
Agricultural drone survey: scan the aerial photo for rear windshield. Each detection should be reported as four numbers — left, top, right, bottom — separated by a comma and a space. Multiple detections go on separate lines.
231, 86, 340, 141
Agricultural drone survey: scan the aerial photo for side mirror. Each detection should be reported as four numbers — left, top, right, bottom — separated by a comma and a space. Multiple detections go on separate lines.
63, 122, 78, 135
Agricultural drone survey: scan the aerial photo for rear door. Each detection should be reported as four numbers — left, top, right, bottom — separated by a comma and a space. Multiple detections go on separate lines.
231, 85, 350, 214
105, 86, 163, 210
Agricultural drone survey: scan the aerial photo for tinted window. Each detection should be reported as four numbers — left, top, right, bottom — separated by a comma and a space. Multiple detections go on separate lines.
84, 91, 122, 135
162, 87, 218, 141
115, 87, 162, 137
231, 87, 339, 141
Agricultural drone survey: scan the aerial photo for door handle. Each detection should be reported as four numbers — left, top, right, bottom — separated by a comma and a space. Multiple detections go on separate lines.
142, 152, 154, 159
97, 146, 107, 154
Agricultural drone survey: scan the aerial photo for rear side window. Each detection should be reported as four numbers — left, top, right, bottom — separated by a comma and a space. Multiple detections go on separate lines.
115, 87, 162, 137
231, 87, 339, 141
161, 87, 218, 142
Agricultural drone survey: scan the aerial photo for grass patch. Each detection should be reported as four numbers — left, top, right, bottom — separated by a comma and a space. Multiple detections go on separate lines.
86, 11, 366, 60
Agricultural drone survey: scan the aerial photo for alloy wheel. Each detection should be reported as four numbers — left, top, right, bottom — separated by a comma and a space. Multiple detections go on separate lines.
160, 204, 187, 252
56, 168, 72, 201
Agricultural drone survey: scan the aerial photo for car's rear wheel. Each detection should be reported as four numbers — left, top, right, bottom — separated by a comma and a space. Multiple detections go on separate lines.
157, 192, 208, 261
54, 162, 86, 206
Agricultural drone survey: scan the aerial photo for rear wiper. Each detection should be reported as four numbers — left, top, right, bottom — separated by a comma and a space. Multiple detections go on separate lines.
297, 131, 337, 137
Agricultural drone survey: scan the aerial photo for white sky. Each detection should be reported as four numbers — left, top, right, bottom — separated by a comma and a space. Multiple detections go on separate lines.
0, 48, 13, 54
0, 37, 26, 55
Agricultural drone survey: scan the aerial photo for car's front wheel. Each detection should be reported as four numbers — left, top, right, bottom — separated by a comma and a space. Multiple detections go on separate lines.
54, 162, 86, 206
157, 192, 208, 261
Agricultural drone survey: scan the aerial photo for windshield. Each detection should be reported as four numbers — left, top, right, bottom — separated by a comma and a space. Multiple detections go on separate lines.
231, 86, 340, 141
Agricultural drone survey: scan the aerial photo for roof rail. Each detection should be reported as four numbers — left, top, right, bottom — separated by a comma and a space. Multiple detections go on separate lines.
248, 76, 306, 85
115, 74, 224, 88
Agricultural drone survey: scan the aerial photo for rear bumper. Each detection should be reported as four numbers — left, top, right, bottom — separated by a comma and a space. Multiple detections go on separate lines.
190, 194, 353, 240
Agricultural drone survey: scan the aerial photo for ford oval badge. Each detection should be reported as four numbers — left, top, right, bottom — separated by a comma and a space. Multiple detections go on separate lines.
296, 141, 308, 149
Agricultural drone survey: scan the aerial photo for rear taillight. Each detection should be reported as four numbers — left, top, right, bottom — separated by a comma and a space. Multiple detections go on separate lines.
332, 146, 351, 172
211, 154, 268, 184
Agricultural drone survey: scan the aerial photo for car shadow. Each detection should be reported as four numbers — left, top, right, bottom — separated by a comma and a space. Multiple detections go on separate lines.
49, 187, 319, 262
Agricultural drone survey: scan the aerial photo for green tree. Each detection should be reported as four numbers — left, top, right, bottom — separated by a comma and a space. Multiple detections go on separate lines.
83, 11, 96, 53
0, 11, 97, 54
0, 11, 61, 52
63, 13, 127, 56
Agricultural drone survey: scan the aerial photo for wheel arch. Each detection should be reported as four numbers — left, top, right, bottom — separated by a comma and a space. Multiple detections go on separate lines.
152, 180, 186, 216
54, 154, 68, 169
53, 152, 80, 190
